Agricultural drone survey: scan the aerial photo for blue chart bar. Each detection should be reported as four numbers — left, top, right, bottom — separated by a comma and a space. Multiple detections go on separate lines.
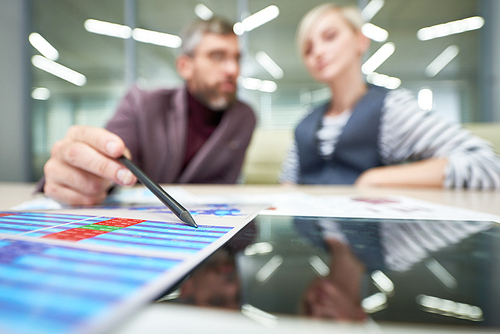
0, 239, 180, 334
0, 212, 99, 235
0, 211, 236, 334
79, 221, 232, 254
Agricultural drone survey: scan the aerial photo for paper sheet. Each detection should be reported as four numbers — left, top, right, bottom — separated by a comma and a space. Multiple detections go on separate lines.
262, 194, 500, 223
0, 202, 264, 334
14, 186, 500, 223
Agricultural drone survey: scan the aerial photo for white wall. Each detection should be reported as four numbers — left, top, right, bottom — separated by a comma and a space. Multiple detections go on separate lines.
0, 0, 32, 181
480, 0, 500, 122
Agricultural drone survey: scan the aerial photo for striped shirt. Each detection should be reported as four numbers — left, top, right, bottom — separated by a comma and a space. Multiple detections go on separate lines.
280, 88, 500, 189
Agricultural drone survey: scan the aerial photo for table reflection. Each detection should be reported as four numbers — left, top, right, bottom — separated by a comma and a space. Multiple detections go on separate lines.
300, 237, 366, 321
159, 215, 499, 328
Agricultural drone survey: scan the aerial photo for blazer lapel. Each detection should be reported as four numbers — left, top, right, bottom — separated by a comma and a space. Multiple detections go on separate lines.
178, 102, 236, 183
160, 87, 188, 183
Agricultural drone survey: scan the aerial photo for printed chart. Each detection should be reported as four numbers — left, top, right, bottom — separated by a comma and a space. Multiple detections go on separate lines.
0, 238, 178, 334
0, 212, 232, 254
0, 206, 258, 334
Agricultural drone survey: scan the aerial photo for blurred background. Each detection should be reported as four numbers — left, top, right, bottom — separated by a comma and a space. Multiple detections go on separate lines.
1, 0, 499, 182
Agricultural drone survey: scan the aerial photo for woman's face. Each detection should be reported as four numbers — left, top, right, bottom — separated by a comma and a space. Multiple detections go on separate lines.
302, 10, 367, 83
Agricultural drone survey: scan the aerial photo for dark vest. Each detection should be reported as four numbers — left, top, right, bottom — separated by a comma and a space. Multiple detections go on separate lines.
295, 85, 388, 184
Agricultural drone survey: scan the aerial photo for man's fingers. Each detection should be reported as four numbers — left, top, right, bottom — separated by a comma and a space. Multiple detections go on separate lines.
66, 125, 126, 158
44, 181, 107, 207
51, 140, 136, 186
44, 158, 113, 196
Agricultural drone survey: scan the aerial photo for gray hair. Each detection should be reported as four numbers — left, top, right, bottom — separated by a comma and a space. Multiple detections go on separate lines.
297, 3, 364, 57
180, 17, 235, 56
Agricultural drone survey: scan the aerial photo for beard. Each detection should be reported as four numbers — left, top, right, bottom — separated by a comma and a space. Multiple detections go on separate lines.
191, 80, 237, 111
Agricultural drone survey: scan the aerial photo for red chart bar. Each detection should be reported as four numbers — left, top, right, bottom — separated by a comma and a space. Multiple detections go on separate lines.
93, 218, 146, 228
41, 227, 109, 241
41, 217, 147, 242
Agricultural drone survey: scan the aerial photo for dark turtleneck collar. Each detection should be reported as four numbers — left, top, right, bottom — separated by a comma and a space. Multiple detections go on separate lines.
180, 89, 225, 173
186, 89, 224, 126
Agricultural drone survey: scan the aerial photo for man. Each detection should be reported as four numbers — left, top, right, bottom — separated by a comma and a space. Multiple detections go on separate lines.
42, 17, 256, 206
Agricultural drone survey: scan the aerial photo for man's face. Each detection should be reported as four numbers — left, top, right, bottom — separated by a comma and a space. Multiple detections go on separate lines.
181, 33, 240, 110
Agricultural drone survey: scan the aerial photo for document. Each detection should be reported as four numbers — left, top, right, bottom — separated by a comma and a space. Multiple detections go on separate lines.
0, 202, 264, 334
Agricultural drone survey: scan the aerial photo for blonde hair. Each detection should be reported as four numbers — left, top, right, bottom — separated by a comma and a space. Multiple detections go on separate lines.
297, 3, 364, 57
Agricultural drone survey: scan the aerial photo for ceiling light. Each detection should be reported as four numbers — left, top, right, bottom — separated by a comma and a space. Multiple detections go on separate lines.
29, 33, 59, 61
362, 23, 388, 42
239, 77, 277, 92
371, 270, 394, 295
362, 293, 387, 313
361, 0, 384, 22
244, 242, 274, 256
194, 4, 213, 20
417, 294, 483, 321
233, 22, 245, 35
366, 72, 401, 89
84, 19, 132, 39
362, 42, 395, 74
132, 28, 182, 48
255, 255, 283, 282
241, 304, 278, 328
31, 55, 86, 86
233, 5, 279, 35
31, 87, 51, 100
425, 258, 458, 289
309, 256, 329, 277
255, 51, 284, 79
418, 88, 433, 111
417, 16, 484, 41
425, 45, 459, 77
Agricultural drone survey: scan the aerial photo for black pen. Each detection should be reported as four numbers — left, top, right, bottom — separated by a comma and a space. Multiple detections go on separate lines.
118, 156, 198, 228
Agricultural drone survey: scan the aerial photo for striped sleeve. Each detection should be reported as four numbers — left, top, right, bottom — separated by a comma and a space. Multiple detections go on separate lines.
379, 89, 500, 189
279, 140, 300, 184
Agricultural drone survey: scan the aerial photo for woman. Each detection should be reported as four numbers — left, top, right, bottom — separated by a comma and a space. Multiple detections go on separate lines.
280, 3, 500, 188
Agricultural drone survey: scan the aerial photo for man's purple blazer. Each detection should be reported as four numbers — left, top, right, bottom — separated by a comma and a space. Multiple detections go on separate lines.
106, 85, 256, 184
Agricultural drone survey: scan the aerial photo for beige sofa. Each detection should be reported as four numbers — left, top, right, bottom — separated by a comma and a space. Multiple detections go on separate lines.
242, 123, 500, 184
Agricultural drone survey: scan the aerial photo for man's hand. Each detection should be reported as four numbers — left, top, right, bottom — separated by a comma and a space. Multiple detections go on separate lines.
43, 125, 137, 206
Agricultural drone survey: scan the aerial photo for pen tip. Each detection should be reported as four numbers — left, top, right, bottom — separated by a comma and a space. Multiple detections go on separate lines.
180, 211, 198, 228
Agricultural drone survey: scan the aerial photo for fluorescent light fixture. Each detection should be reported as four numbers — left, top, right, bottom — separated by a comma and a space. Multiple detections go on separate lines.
255, 255, 283, 282
256, 51, 284, 79
194, 4, 213, 20
233, 22, 245, 35
362, 42, 395, 74
362, 292, 387, 313
309, 256, 330, 277
361, 0, 384, 22
425, 45, 459, 77
425, 258, 458, 289
132, 28, 182, 48
362, 23, 388, 42
244, 242, 274, 256
84, 19, 181, 48
84, 19, 132, 39
31, 55, 86, 86
156, 289, 180, 302
241, 304, 278, 328
417, 16, 484, 41
371, 270, 394, 295
233, 5, 279, 35
31, 87, 51, 100
29, 33, 59, 61
417, 294, 483, 321
418, 88, 433, 111
366, 72, 401, 89
239, 77, 277, 93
